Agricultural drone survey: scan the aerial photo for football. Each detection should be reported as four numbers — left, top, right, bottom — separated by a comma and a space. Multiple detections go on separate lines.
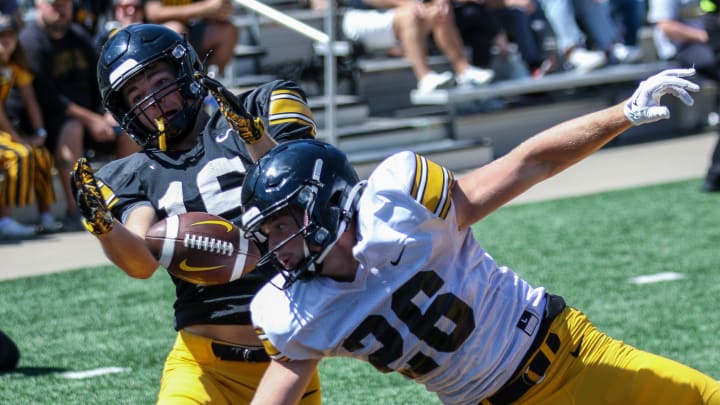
144, 212, 261, 285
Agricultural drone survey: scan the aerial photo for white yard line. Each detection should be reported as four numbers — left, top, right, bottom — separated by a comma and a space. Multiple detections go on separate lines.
58, 367, 131, 379
629, 272, 687, 285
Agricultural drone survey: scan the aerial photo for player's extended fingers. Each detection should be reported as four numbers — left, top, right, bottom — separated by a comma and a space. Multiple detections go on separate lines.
651, 77, 700, 100
79, 158, 94, 184
72, 158, 87, 189
655, 67, 697, 79
651, 74, 700, 90
644, 106, 671, 121
663, 86, 696, 106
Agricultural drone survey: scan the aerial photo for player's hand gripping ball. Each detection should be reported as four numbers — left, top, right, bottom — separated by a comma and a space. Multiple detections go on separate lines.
145, 212, 260, 285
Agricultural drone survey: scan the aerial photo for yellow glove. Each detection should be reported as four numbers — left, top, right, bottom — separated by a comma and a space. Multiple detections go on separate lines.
71, 158, 113, 235
195, 73, 266, 144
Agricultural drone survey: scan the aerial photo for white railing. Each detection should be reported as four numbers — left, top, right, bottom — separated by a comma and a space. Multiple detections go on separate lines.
232, 0, 338, 146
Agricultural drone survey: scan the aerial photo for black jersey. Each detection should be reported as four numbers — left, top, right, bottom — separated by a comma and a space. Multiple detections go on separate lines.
95, 80, 316, 330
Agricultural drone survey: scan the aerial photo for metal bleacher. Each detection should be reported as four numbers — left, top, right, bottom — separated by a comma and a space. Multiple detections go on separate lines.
229, 1, 494, 176
229, 3, 716, 171
12, 2, 719, 224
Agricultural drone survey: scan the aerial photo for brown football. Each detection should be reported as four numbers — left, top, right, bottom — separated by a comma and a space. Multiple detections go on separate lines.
144, 212, 260, 285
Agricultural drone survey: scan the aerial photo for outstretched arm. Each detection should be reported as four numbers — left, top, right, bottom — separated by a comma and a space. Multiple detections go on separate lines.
95, 206, 161, 279
452, 68, 700, 229
251, 358, 320, 405
71, 159, 160, 279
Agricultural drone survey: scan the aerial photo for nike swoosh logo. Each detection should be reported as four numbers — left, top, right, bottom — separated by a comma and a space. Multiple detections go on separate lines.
179, 259, 226, 272
302, 389, 320, 399
390, 246, 406, 266
191, 220, 234, 232
569, 335, 583, 357
216, 129, 231, 143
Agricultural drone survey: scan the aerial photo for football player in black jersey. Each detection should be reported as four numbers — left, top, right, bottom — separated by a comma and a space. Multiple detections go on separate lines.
72, 24, 321, 404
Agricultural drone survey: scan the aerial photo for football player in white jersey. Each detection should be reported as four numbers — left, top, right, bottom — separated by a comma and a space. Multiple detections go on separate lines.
240, 68, 720, 405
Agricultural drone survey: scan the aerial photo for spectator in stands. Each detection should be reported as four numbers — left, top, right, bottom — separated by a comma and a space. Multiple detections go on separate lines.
0, 0, 26, 31
72, 0, 114, 37
5, 0, 122, 231
93, 1, 146, 159
610, 0, 646, 60
451, 0, 507, 69
648, 0, 720, 191
537, 0, 638, 71
0, 11, 60, 237
341, 0, 496, 93
144, 0, 239, 73
95, 0, 147, 50
452, 0, 555, 79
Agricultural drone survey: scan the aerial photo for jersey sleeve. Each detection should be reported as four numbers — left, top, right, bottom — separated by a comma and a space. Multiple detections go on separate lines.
95, 157, 152, 222
368, 151, 455, 220
236, 80, 317, 143
355, 151, 457, 270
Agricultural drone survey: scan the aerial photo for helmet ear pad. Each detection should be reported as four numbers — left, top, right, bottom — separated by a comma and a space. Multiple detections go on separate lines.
97, 24, 207, 149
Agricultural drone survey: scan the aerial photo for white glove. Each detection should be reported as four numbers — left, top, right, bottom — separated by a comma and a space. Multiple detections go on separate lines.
624, 68, 700, 125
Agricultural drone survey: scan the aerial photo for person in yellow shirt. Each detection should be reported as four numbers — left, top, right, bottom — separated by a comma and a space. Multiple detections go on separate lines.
0, 12, 59, 238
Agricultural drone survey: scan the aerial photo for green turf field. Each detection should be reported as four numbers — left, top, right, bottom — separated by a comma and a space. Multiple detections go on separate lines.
1, 179, 718, 404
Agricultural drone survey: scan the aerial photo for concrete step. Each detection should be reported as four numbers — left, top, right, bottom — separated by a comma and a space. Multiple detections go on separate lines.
308, 94, 369, 128
316, 115, 450, 154
354, 55, 452, 115
410, 62, 676, 105
450, 81, 717, 157
233, 44, 267, 59
226, 74, 281, 92
232, 9, 326, 70
349, 138, 494, 179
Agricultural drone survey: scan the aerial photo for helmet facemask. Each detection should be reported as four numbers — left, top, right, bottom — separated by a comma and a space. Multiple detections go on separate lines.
98, 25, 207, 151
118, 65, 205, 151
242, 157, 367, 290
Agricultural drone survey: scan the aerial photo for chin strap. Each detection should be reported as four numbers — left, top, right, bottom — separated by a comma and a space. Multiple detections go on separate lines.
155, 118, 167, 151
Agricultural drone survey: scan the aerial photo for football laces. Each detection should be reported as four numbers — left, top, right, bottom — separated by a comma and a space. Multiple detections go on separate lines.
183, 234, 234, 256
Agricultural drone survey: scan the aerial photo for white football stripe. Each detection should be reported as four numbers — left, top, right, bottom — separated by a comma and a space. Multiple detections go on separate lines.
231, 233, 251, 282
159, 215, 180, 268
59, 367, 131, 379
629, 272, 686, 285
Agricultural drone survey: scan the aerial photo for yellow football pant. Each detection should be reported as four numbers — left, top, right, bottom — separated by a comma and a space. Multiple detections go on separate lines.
516, 307, 720, 404
0, 132, 55, 209
157, 329, 322, 404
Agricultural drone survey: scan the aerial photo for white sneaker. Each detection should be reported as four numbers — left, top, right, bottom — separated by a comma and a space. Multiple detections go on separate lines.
611, 43, 643, 64
456, 66, 495, 87
0, 218, 36, 239
566, 47, 607, 72
38, 212, 62, 234
416, 71, 454, 94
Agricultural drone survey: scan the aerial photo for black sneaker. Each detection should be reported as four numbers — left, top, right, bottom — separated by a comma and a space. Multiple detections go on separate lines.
702, 180, 720, 192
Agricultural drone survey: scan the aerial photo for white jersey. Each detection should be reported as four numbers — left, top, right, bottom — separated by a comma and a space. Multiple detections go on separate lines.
251, 151, 547, 404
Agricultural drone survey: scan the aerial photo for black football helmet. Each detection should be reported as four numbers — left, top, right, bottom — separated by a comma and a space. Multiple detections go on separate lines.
241, 139, 366, 289
97, 23, 207, 150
